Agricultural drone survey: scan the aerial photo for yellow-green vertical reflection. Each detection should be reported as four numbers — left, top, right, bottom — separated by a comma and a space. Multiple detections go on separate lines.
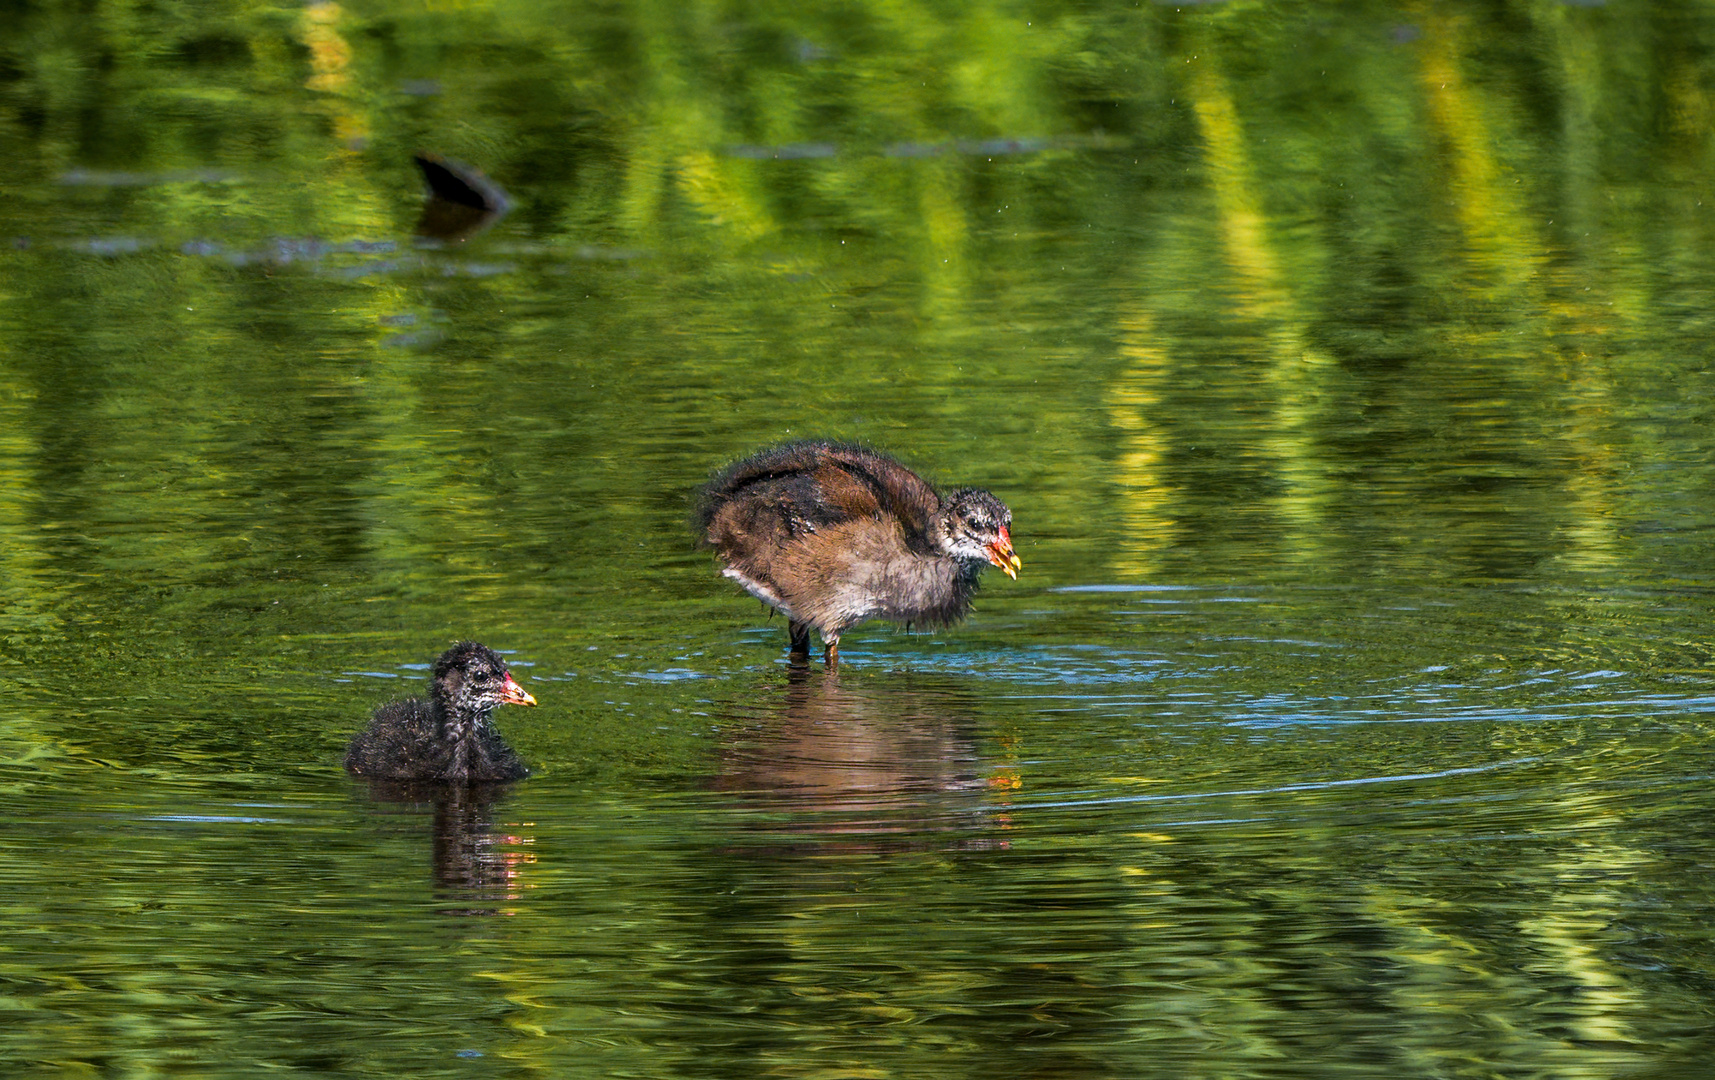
1415, 7, 1535, 290
1107, 310, 1175, 575
1110, 23, 1337, 578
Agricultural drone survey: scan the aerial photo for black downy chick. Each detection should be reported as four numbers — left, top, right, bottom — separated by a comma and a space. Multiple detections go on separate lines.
344, 642, 537, 782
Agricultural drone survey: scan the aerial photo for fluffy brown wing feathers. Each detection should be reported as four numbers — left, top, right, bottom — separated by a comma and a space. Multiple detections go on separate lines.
697, 441, 938, 541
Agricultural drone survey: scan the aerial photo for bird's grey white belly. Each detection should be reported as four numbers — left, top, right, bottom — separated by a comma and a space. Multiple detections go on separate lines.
830, 555, 953, 628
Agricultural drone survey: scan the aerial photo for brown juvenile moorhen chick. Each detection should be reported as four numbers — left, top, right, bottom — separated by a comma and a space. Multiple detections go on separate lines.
344, 642, 538, 782
696, 441, 1021, 665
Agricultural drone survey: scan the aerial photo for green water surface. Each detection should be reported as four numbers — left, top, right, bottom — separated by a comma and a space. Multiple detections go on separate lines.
5, 1, 1715, 1077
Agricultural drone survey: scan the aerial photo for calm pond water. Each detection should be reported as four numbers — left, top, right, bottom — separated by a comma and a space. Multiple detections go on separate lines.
7, 1, 1715, 1077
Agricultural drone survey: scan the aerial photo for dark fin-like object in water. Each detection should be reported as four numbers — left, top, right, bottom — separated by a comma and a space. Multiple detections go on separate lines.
413, 153, 510, 242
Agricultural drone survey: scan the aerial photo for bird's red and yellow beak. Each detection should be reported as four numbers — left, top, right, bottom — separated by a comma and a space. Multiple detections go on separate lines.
986, 527, 1022, 580
500, 673, 538, 707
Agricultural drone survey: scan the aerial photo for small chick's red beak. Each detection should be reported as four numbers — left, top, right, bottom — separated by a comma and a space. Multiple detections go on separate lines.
500, 672, 538, 707
986, 526, 1021, 580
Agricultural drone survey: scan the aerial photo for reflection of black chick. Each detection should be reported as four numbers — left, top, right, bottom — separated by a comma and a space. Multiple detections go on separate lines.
697, 441, 1021, 665
344, 642, 537, 782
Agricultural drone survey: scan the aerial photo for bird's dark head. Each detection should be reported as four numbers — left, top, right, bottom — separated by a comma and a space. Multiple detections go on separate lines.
936, 489, 1021, 579
431, 641, 538, 715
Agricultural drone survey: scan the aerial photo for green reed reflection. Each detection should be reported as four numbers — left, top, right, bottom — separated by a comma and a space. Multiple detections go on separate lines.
5, 0, 1713, 603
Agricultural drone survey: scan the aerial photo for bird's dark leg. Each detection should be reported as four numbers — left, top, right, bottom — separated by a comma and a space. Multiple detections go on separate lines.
788, 620, 811, 661
823, 632, 840, 669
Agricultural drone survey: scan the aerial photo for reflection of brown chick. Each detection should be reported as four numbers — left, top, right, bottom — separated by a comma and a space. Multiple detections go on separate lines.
344, 642, 537, 782
714, 674, 1001, 854
696, 441, 1021, 665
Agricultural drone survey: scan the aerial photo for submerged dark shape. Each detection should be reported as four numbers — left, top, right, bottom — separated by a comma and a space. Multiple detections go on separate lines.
344, 642, 537, 782
413, 153, 510, 241
696, 441, 1021, 666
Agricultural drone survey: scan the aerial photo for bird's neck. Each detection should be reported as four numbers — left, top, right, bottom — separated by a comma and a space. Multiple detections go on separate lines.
435, 698, 492, 774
